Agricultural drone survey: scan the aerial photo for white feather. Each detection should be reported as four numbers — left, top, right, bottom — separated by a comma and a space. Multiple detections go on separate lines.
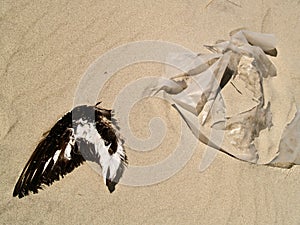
74, 119, 124, 183
42, 150, 61, 173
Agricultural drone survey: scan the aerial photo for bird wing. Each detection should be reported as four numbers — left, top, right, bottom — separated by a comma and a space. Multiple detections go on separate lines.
13, 111, 86, 198
79, 105, 127, 192
13, 104, 127, 198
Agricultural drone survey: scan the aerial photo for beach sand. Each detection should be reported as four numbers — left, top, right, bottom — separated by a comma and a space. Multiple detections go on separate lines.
1, 1, 299, 224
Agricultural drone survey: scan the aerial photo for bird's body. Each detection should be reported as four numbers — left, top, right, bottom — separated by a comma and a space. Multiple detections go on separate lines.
13, 103, 127, 198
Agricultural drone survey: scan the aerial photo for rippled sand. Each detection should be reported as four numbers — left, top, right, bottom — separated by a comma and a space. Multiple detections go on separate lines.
1, 1, 299, 224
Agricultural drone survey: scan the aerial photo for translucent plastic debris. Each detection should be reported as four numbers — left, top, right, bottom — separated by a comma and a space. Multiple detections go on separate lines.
151, 30, 299, 169
269, 110, 300, 168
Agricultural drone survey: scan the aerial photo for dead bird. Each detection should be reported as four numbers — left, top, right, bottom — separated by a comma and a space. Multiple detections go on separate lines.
13, 102, 127, 198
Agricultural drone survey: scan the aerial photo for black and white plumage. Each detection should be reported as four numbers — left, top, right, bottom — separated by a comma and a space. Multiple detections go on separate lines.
13, 102, 127, 198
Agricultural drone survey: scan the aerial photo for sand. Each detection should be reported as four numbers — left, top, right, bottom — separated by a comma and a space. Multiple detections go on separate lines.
1, 1, 300, 224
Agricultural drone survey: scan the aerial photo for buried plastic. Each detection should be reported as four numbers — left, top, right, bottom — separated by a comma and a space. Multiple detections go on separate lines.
150, 30, 299, 169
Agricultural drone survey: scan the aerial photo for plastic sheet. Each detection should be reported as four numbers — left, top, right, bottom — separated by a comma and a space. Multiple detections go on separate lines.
151, 30, 299, 169
269, 110, 300, 168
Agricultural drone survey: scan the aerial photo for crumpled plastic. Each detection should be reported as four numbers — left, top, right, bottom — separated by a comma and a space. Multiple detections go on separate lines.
150, 30, 299, 169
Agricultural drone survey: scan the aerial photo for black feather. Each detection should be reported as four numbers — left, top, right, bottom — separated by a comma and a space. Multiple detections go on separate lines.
13, 103, 125, 198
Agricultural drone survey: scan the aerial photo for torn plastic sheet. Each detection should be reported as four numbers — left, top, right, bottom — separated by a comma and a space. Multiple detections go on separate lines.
268, 110, 300, 168
150, 30, 299, 169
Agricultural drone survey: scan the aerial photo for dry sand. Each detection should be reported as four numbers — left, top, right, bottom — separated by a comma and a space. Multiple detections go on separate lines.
1, 1, 300, 224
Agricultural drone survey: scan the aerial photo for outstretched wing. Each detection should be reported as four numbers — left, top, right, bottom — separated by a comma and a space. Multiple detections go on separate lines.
13, 104, 127, 198
13, 112, 85, 198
